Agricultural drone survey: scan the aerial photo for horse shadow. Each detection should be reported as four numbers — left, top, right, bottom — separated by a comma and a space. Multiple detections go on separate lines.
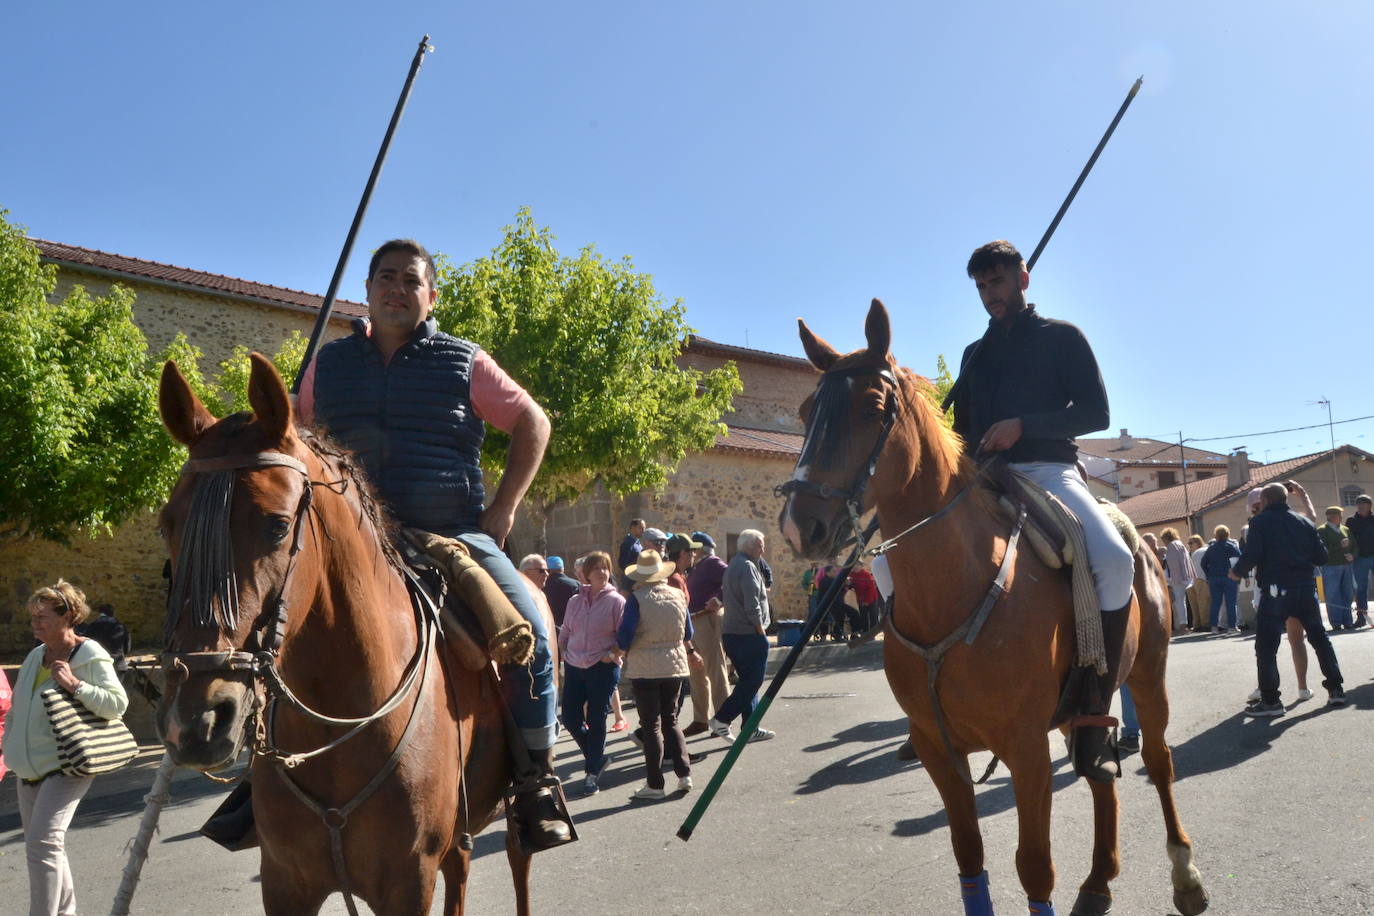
793, 717, 918, 795
891, 761, 1082, 838
1158, 679, 1374, 782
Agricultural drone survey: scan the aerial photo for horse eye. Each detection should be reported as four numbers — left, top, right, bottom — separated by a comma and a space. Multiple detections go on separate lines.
269, 517, 292, 543
860, 396, 885, 418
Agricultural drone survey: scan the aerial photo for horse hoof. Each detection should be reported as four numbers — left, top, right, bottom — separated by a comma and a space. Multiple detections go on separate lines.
1173, 885, 1209, 915
1070, 889, 1111, 915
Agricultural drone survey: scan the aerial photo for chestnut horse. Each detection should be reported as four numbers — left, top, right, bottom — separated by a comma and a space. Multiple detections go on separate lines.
156, 354, 529, 915
779, 302, 1208, 916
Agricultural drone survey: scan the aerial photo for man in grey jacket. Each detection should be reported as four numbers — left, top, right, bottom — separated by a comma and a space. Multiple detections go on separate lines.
708, 529, 776, 743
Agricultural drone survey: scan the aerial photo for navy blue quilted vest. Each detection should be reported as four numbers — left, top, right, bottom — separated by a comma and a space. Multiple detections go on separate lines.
312, 318, 486, 535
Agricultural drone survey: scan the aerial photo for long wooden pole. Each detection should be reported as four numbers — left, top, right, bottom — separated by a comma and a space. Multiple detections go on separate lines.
291, 34, 433, 393
109, 751, 177, 915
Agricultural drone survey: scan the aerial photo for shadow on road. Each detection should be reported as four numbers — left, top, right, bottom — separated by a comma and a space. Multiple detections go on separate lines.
0, 768, 238, 839
1160, 681, 1374, 783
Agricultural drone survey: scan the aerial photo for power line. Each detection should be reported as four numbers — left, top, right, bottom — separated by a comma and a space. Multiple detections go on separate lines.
1184, 413, 1374, 444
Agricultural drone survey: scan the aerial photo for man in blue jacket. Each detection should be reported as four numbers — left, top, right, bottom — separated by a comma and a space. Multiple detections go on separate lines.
1231, 483, 1346, 715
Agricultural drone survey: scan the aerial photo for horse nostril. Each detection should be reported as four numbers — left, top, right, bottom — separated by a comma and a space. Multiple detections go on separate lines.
808, 518, 827, 548
195, 698, 239, 742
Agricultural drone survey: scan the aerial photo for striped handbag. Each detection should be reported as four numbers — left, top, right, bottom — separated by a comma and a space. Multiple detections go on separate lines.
40, 686, 138, 776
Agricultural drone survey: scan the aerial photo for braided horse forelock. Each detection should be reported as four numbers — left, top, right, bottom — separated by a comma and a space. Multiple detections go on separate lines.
162, 418, 404, 647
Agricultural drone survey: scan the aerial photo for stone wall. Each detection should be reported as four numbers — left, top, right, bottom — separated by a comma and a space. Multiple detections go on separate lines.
680, 350, 814, 434
0, 269, 351, 659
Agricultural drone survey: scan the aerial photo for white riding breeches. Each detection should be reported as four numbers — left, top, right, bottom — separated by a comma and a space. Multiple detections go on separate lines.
1009, 460, 1136, 611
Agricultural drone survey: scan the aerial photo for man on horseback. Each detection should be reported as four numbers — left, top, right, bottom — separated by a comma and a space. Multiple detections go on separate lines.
298, 238, 574, 850
948, 240, 1136, 781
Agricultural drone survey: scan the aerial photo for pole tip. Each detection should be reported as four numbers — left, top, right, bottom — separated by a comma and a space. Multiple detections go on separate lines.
675, 826, 694, 842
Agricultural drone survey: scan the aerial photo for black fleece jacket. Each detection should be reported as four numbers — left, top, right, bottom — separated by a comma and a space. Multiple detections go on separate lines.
949, 305, 1110, 464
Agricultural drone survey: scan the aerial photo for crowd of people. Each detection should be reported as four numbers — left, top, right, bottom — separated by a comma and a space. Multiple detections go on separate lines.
1143, 484, 1374, 716
519, 518, 781, 802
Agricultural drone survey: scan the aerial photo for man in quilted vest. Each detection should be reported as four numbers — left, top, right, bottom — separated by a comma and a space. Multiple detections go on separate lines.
298, 239, 571, 850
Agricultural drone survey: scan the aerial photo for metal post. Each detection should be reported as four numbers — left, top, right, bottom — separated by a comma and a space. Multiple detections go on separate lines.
1178, 431, 1193, 535
291, 34, 433, 393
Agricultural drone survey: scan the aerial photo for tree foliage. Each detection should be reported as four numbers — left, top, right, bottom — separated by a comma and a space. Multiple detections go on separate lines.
433, 208, 742, 505
0, 212, 188, 541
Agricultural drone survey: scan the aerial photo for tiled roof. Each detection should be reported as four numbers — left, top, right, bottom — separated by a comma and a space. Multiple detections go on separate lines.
713, 425, 804, 458
687, 335, 816, 371
1076, 436, 1244, 467
33, 239, 369, 320
1116, 447, 1373, 527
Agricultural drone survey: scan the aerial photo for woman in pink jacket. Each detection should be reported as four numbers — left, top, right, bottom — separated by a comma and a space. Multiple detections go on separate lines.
557, 551, 625, 795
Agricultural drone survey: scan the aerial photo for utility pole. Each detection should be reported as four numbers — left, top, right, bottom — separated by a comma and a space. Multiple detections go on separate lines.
1178, 431, 1194, 534
1318, 397, 1339, 490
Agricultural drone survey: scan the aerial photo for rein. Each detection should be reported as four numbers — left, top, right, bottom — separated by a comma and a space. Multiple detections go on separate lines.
162, 448, 436, 916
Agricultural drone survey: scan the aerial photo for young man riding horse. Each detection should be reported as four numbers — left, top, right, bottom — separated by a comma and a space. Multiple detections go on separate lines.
295, 238, 573, 850
946, 240, 1135, 782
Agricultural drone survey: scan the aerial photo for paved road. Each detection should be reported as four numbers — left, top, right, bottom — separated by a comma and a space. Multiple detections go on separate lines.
4, 629, 1374, 914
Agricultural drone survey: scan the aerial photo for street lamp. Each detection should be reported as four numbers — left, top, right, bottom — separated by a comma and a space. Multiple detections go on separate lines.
1316, 398, 1338, 490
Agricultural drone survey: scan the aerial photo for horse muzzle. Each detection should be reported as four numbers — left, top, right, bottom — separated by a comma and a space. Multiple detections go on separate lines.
158, 657, 258, 771
779, 492, 851, 560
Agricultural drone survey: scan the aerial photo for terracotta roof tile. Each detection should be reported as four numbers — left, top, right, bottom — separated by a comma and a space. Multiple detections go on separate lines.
34, 239, 368, 319
1116, 447, 1374, 527
712, 425, 803, 458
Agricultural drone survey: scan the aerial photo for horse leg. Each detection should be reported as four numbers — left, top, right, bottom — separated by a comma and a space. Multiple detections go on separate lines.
1066, 777, 1118, 916
1127, 666, 1209, 916
1005, 734, 1057, 913
506, 827, 534, 916
910, 730, 992, 916
440, 846, 472, 916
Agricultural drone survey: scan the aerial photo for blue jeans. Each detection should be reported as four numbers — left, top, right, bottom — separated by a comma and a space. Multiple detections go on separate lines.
453, 530, 557, 749
1118, 685, 1140, 739
1322, 565, 1355, 627
714, 633, 770, 726
1354, 555, 1374, 612
560, 661, 621, 777
1254, 585, 1343, 704
1208, 577, 1238, 628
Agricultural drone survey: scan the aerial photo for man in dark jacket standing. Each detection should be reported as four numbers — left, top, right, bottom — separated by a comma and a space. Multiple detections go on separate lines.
1348, 495, 1374, 625
543, 556, 580, 630
1231, 483, 1346, 715
947, 240, 1135, 782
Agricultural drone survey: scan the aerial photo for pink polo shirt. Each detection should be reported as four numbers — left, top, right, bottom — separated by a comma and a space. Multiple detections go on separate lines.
559, 584, 626, 670
297, 327, 535, 433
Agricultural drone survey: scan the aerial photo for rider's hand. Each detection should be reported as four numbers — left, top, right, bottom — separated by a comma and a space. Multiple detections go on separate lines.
979, 418, 1024, 454
479, 503, 517, 548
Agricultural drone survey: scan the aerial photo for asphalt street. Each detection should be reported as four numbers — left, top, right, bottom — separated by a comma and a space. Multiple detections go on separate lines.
4, 628, 1374, 915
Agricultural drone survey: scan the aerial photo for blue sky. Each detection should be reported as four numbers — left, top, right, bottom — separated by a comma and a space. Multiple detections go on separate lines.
4, 2, 1371, 464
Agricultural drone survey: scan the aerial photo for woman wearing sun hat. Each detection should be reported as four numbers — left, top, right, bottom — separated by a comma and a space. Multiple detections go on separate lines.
614, 550, 701, 800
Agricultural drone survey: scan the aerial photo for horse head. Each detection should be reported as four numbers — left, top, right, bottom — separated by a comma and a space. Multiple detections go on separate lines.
156, 353, 317, 771
780, 299, 900, 559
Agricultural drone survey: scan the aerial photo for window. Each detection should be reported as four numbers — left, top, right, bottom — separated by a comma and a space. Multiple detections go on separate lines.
1342, 486, 1365, 508
1195, 471, 1214, 480
1156, 470, 1177, 488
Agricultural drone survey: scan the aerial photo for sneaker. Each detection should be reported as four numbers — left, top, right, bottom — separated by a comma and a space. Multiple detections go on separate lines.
707, 718, 735, 744
1243, 700, 1285, 717
747, 727, 776, 743
682, 721, 709, 738
629, 784, 666, 801
1328, 688, 1347, 707
1247, 687, 1262, 703
676, 775, 693, 793
1297, 688, 1314, 702
582, 774, 599, 795
1117, 733, 1141, 753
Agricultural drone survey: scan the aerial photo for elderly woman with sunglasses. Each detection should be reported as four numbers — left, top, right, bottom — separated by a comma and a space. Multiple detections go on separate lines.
4, 580, 128, 916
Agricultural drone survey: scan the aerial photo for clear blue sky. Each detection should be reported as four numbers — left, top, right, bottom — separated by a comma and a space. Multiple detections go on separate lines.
5, 2, 1371, 464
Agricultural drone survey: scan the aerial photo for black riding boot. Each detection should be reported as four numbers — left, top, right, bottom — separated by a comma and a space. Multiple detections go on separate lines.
511, 746, 575, 852
1070, 606, 1130, 783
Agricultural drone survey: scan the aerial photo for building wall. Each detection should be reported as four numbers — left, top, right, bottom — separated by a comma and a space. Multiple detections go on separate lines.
1116, 465, 1224, 499
679, 351, 814, 433
0, 269, 350, 657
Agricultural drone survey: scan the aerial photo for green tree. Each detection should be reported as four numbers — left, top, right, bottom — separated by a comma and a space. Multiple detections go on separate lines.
0, 212, 202, 541
929, 354, 955, 427
211, 331, 308, 415
433, 208, 741, 505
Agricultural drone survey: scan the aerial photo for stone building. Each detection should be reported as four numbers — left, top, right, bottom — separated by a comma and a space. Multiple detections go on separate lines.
0, 241, 357, 655
1076, 429, 1255, 503
512, 337, 818, 624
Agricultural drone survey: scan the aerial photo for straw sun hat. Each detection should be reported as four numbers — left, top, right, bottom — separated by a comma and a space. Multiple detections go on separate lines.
624, 549, 675, 584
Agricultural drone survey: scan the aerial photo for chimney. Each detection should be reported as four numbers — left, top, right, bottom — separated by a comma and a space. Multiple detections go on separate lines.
1227, 450, 1249, 490
1118, 428, 1134, 450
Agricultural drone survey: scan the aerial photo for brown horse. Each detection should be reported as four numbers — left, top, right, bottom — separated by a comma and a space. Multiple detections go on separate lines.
156, 354, 530, 915
779, 301, 1208, 916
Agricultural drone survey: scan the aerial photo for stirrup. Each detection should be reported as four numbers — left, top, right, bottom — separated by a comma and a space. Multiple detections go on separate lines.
505, 776, 578, 854
1068, 719, 1121, 783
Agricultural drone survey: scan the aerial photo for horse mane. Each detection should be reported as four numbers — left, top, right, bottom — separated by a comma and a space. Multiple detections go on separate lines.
295, 425, 405, 573
891, 365, 974, 481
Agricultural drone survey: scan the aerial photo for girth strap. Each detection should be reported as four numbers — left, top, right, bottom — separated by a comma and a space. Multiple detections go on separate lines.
885, 506, 1025, 787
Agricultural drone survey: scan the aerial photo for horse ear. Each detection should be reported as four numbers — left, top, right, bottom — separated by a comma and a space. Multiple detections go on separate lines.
160, 361, 217, 446
797, 318, 840, 371
864, 299, 891, 360
246, 352, 292, 443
